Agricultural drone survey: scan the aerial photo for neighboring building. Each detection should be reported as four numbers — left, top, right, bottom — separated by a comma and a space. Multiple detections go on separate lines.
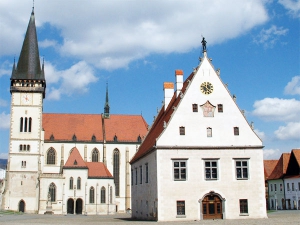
264, 160, 278, 209
130, 47, 267, 221
284, 149, 300, 210
2, 9, 148, 214
267, 153, 290, 210
0, 168, 5, 179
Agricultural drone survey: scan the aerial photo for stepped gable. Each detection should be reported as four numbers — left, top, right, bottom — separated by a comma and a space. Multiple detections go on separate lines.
63, 147, 88, 169
103, 114, 148, 142
264, 160, 278, 179
268, 153, 290, 180
130, 71, 195, 163
86, 162, 113, 178
43, 113, 104, 141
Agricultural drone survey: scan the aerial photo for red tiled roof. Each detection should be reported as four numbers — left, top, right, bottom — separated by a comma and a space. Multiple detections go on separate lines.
63, 147, 113, 178
268, 153, 291, 180
264, 160, 278, 179
86, 162, 113, 178
64, 147, 88, 169
130, 71, 196, 164
43, 113, 148, 142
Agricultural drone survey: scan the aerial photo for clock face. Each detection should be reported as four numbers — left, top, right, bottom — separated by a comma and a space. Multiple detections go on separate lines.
200, 82, 214, 95
21, 93, 31, 104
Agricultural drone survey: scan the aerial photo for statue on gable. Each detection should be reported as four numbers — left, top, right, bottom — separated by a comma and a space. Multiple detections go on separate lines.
201, 37, 207, 52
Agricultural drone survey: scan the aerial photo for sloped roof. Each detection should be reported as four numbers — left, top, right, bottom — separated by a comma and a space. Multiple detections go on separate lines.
43, 113, 148, 142
63, 147, 113, 178
286, 149, 300, 176
268, 153, 290, 180
86, 162, 113, 178
292, 149, 300, 166
130, 70, 196, 163
264, 160, 278, 179
64, 147, 88, 169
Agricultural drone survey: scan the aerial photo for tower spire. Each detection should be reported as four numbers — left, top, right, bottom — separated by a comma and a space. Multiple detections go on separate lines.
103, 83, 110, 118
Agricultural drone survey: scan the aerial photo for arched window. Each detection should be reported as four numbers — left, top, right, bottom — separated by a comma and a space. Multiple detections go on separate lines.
113, 149, 120, 196
49, 183, 56, 202
28, 117, 32, 132
47, 148, 56, 165
110, 186, 113, 204
101, 187, 106, 203
20, 117, 23, 132
77, 177, 81, 190
24, 117, 28, 132
69, 177, 73, 189
90, 187, 95, 203
92, 149, 99, 162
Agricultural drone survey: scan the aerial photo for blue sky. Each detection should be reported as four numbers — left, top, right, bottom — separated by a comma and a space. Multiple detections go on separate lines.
0, 0, 299, 160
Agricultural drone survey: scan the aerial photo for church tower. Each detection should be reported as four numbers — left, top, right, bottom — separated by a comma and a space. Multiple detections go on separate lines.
3, 8, 46, 213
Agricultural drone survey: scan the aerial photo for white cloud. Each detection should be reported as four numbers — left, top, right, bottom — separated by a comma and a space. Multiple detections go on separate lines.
39, 39, 58, 49
0, 99, 7, 107
284, 76, 300, 95
0, 152, 8, 159
263, 148, 282, 160
274, 122, 300, 140
0, 112, 10, 129
46, 61, 98, 100
0, 61, 12, 77
279, 0, 300, 17
252, 98, 300, 122
254, 25, 289, 48
0, 1, 269, 70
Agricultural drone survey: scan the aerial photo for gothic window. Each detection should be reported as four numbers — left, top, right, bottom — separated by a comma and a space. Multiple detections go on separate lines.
179, 126, 185, 135
77, 177, 81, 190
69, 177, 73, 189
101, 187, 106, 203
28, 117, 32, 132
24, 117, 28, 132
110, 186, 113, 204
207, 127, 212, 137
20, 117, 23, 132
21, 161, 26, 167
92, 148, 99, 162
234, 127, 239, 136
27, 145, 30, 151
19, 145, 22, 151
47, 148, 56, 165
90, 187, 95, 203
218, 104, 223, 113
49, 183, 56, 202
192, 104, 198, 112
113, 149, 120, 196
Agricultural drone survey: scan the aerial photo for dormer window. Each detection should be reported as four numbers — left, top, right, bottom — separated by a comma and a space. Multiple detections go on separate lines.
50, 134, 55, 141
137, 135, 142, 143
114, 135, 118, 142
74, 160, 77, 165
72, 134, 77, 141
91, 135, 96, 142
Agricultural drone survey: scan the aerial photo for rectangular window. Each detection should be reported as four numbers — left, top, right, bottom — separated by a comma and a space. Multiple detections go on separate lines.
218, 104, 223, 112
280, 184, 283, 191
274, 184, 277, 192
177, 201, 185, 215
131, 169, 133, 186
292, 183, 294, 191
145, 163, 149, 183
287, 183, 290, 191
234, 127, 239, 135
205, 160, 218, 180
298, 182, 300, 191
239, 199, 248, 214
207, 127, 212, 137
192, 104, 198, 112
179, 126, 185, 135
173, 160, 187, 181
270, 184, 273, 192
135, 168, 137, 185
140, 166, 142, 184
235, 160, 248, 179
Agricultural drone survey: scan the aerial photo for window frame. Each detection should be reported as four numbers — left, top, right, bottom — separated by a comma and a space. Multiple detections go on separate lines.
234, 127, 239, 136
204, 159, 218, 180
192, 104, 198, 112
77, 177, 81, 190
173, 159, 187, 181
89, 187, 95, 204
49, 183, 56, 202
176, 200, 185, 216
101, 186, 106, 203
139, 166, 142, 184
145, 163, 149, 183
207, 127, 212, 137
69, 177, 74, 190
179, 126, 185, 135
235, 159, 249, 180
47, 148, 56, 165
217, 104, 223, 113
239, 199, 248, 214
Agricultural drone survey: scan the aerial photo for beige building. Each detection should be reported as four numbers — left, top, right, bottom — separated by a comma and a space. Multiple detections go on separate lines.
130, 45, 267, 221
1, 9, 148, 214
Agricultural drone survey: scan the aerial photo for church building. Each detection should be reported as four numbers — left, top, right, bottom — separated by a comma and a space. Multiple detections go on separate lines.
2, 9, 148, 214
130, 43, 267, 221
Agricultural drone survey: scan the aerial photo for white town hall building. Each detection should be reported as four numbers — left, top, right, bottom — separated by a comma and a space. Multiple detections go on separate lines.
1, 9, 148, 214
130, 45, 267, 220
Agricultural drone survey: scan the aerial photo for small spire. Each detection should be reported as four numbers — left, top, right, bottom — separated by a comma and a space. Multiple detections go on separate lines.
103, 83, 110, 118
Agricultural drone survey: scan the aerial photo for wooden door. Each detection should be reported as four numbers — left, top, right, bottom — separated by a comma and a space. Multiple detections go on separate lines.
202, 195, 223, 219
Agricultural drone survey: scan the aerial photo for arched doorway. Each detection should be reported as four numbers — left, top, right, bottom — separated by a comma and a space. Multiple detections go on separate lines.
67, 198, 74, 214
201, 191, 224, 220
76, 198, 83, 214
19, 200, 25, 212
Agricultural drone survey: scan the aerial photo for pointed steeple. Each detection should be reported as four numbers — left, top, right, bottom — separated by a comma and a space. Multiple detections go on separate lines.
103, 83, 110, 118
10, 8, 46, 98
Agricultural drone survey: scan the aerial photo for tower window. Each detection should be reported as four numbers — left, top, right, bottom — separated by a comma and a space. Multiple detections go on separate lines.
207, 127, 212, 137
234, 127, 239, 136
20, 117, 32, 132
192, 104, 198, 112
20, 117, 23, 132
179, 126, 185, 135
218, 104, 223, 113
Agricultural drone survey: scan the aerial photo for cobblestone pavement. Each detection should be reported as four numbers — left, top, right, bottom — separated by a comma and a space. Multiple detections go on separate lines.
0, 210, 299, 225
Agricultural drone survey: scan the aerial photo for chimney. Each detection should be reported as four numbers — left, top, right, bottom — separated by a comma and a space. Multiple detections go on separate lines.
163, 82, 174, 110
175, 70, 183, 97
